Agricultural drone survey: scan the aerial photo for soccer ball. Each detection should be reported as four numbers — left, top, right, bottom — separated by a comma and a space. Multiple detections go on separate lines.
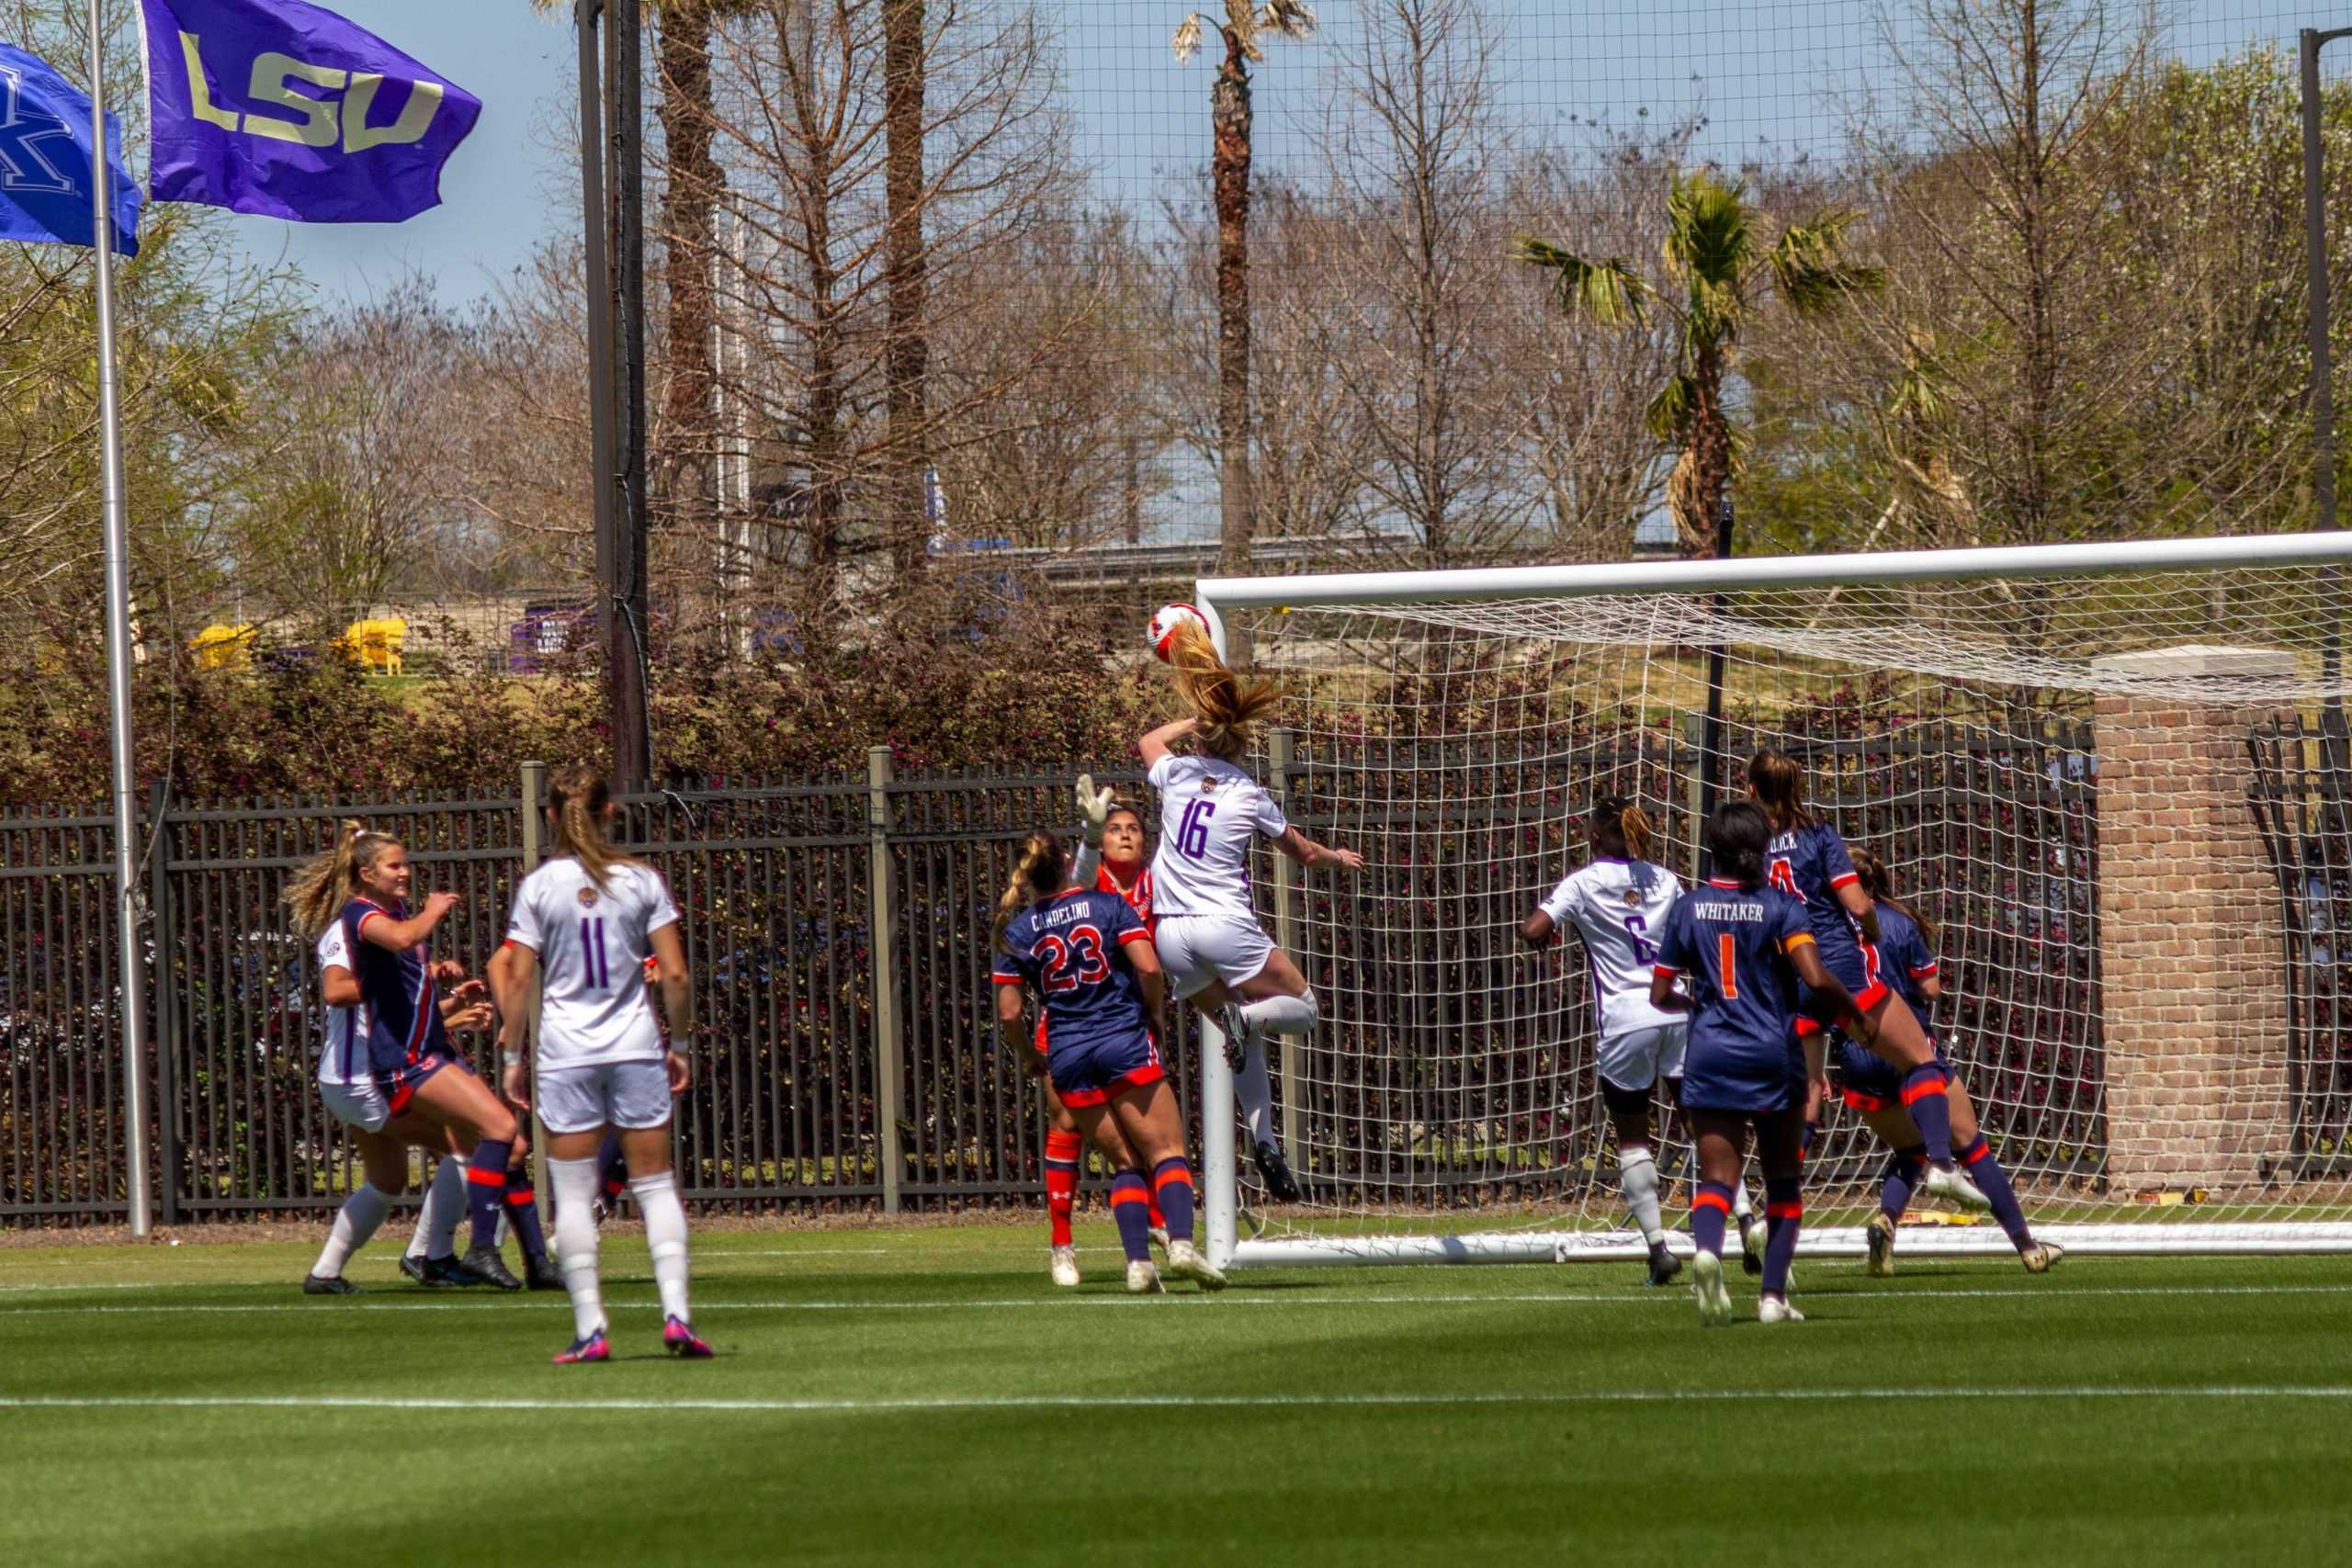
1148, 604, 1208, 662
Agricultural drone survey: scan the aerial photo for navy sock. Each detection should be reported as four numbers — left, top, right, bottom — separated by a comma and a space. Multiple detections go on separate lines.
1900, 1066, 1955, 1162
1691, 1180, 1732, 1258
1958, 1136, 2033, 1248
1109, 1170, 1153, 1263
1762, 1177, 1802, 1296
1882, 1145, 1926, 1221
598, 1132, 628, 1202
1151, 1157, 1197, 1244
503, 1168, 548, 1263
466, 1140, 512, 1247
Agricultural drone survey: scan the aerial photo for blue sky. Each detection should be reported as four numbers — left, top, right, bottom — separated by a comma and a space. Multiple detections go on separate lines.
217, 1, 2316, 304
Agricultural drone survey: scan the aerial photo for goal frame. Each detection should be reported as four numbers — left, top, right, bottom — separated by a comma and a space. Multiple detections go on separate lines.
1191, 530, 2352, 1270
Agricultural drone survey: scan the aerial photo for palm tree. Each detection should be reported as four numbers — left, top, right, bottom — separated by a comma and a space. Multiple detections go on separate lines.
1174, 3, 1317, 576
1516, 167, 1882, 558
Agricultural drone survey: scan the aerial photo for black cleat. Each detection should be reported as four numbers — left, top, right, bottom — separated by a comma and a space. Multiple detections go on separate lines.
1216, 1004, 1251, 1070
399, 1254, 430, 1287
302, 1273, 359, 1296
404, 1253, 489, 1288
462, 1244, 524, 1292
525, 1252, 565, 1292
1739, 1213, 1766, 1277
1645, 1240, 1683, 1288
1251, 1139, 1305, 1203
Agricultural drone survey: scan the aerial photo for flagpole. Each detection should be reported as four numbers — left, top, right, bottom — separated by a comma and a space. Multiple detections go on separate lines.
87, 0, 154, 1238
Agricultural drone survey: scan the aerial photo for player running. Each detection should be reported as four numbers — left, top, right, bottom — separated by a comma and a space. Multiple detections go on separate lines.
1650, 802, 1863, 1326
290, 822, 546, 1292
1144, 621, 1365, 1202
1839, 848, 2063, 1277
1746, 750, 1986, 1213
490, 765, 712, 1364
994, 830, 1226, 1293
1518, 794, 1697, 1287
288, 844, 503, 1294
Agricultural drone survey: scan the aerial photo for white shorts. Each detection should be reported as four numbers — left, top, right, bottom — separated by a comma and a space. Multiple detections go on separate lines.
1153, 916, 1275, 1001
538, 1059, 673, 1134
1597, 1024, 1687, 1094
319, 1077, 390, 1134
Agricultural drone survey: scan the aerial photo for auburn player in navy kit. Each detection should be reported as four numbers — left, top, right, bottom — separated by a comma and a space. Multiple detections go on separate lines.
1651, 803, 1864, 1326
994, 831, 1227, 1294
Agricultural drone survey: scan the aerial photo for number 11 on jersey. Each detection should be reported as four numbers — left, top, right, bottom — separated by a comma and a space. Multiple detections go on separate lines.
579, 917, 610, 990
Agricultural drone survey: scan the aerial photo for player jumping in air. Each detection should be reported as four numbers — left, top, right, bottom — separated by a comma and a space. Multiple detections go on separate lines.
286, 827, 508, 1294
491, 765, 713, 1364
1143, 621, 1365, 1202
1746, 750, 1987, 1214
1838, 848, 2063, 1277
1519, 794, 1703, 1287
1651, 802, 1864, 1326
294, 823, 548, 1292
994, 830, 1227, 1293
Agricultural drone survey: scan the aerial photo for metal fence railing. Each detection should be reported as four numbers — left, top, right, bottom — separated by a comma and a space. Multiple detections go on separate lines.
3, 732, 2109, 1225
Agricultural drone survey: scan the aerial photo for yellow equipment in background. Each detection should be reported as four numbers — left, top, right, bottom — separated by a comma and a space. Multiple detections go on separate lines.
336, 617, 407, 675
191, 624, 256, 671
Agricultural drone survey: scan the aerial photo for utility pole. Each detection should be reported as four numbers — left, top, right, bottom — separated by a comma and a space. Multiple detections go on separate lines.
578, 0, 653, 788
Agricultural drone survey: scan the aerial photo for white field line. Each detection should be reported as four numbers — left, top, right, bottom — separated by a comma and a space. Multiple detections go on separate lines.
4, 1280, 2351, 1318
0, 1386, 2346, 1416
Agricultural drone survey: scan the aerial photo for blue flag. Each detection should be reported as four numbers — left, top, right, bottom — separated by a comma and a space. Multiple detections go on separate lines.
138, 0, 481, 224
0, 44, 142, 255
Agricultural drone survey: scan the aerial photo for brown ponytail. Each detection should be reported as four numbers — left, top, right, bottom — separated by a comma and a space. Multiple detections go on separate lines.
1618, 803, 1655, 863
548, 763, 634, 892
1164, 620, 1284, 762
1746, 749, 1818, 833
283, 818, 400, 938
1849, 845, 1938, 944
994, 832, 1071, 940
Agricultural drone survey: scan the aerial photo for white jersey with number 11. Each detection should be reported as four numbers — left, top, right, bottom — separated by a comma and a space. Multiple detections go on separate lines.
504, 857, 680, 1070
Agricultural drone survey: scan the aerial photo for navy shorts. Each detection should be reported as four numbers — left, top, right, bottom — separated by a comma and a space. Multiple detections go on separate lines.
1679, 1033, 1806, 1117
1048, 1029, 1165, 1108
375, 1048, 455, 1120
1836, 1038, 1951, 1112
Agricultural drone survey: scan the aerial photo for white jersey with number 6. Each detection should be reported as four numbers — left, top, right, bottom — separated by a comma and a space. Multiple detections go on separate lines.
504, 857, 679, 1070
1539, 857, 1686, 1038
1147, 752, 1290, 921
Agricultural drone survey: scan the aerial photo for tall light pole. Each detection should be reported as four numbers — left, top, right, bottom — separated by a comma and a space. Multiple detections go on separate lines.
2306, 29, 2352, 731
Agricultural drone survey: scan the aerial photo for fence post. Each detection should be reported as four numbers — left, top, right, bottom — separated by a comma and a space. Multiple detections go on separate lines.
1683, 714, 1708, 882
867, 746, 904, 1213
147, 779, 180, 1226
1268, 728, 1301, 1156
519, 761, 548, 1219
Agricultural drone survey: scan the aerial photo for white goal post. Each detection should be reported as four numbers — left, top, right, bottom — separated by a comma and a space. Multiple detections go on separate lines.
1190, 531, 2352, 1269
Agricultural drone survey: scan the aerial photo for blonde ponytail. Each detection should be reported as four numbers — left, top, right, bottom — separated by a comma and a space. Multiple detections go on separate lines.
1619, 803, 1656, 864
994, 832, 1070, 941
1164, 620, 1283, 762
548, 763, 632, 892
283, 818, 398, 938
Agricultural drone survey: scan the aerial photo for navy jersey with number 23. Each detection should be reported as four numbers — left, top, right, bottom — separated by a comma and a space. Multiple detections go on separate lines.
994, 890, 1158, 1052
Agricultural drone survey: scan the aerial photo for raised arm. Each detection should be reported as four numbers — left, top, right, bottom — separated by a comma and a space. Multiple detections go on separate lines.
356, 890, 458, 953
1273, 824, 1365, 874
1139, 717, 1198, 771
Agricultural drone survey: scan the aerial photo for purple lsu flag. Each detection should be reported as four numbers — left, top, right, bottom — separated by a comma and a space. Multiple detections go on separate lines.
138, 0, 481, 223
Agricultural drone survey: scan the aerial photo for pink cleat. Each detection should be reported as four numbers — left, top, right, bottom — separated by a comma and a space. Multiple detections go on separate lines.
553, 1329, 610, 1365
662, 1315, 714, 1359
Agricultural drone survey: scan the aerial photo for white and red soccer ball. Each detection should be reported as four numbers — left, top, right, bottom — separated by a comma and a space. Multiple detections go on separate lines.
1148, 604, 1208, 662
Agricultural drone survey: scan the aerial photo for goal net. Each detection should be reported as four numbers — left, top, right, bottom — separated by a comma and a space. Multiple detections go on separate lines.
1190, 535, 2352, 1268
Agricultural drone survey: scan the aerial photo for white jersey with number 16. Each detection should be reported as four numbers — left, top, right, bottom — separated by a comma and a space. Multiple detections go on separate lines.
504, 857, 680, 1070
1147, 752, 1290, 921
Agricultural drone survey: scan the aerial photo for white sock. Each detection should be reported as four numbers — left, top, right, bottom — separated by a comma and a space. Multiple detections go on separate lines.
550, 1157, 605, 1340
1619, 1146, 1665, 1245
411, 1156, 465, 1259
1238, 989, 1318, 1038
313, 1184, 390, 1279
631, 1171, 693, 1323
1235, 1040, 1278, 1148
1731, 1182, 1756, 1222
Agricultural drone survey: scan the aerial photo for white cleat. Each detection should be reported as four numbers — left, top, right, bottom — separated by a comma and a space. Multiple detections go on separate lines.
1691, 1250, 1734, 1327
1757, 1295, 1805, 1325
1048, 1245, 1081, 1289
1924, 1162, 1992, 1212
1738, 1213, 1769, 1275
1148, 1226, 1170, 1256
1164, 1239, 1228, 1292
1125, 1259, 1165, 1294
1864, 1211, 1897, 1279
2020, 1241, 2064, 1275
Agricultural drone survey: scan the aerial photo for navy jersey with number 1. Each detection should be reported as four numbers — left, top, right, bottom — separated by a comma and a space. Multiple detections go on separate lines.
1653, 878, 1815, 1114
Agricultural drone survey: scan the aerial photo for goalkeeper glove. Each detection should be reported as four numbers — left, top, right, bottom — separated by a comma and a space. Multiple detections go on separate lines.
1075, 773, 1114, 846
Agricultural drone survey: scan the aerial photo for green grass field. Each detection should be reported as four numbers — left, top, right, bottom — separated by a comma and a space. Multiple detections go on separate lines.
4, 1224, 2347, 1566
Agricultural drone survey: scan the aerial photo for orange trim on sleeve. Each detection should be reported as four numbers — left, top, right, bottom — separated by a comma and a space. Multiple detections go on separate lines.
1116, 929, 1155, 946
1651, 965, 1682, 980
1828, 872, 1860, 889
1780, 931, 1815, 953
